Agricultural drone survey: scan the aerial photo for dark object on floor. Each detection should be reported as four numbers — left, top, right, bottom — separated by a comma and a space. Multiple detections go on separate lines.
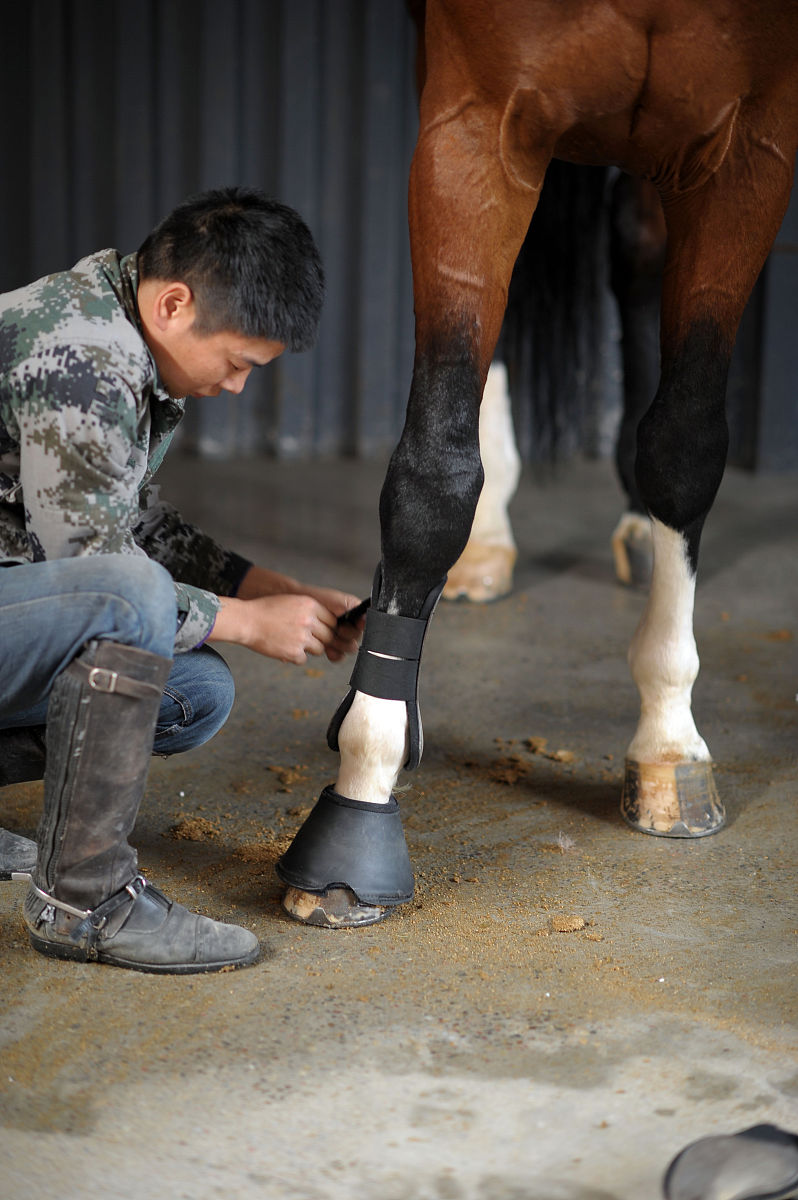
663, 1123, 798, 1200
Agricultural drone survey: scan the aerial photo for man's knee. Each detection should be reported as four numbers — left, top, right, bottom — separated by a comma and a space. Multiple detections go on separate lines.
93, 556, 177, 657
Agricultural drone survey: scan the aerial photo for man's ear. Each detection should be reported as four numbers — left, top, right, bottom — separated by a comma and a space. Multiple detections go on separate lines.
149, 282, 196, 333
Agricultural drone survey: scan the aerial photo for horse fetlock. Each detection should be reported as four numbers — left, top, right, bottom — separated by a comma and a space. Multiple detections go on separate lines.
335, 691, 408, 805
626, 702, 709, 766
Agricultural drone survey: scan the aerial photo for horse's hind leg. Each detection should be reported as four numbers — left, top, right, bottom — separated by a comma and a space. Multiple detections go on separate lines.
609, 174, 666, 587
442, 360, 521, 603
621, 145, 793, 836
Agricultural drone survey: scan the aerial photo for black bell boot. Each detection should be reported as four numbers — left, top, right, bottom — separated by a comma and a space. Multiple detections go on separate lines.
277, 786, 414, 906
22, 640, 259, 974
0, 727, 46, 879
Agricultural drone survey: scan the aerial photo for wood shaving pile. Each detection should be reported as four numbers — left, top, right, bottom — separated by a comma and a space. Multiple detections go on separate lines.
167, 816, 220, 841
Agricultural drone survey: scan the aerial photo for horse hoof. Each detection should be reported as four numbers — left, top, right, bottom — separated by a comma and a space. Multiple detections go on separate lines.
282, 886, 388, 928
620, 758, 725, 837
612, 512, 653, 588
443, 542, 516, 602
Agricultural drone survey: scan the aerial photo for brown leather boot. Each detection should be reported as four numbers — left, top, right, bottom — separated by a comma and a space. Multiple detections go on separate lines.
23, 640, 259, 974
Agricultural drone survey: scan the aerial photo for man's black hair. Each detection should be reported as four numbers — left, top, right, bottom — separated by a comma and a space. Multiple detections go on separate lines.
137, 187, 324, 351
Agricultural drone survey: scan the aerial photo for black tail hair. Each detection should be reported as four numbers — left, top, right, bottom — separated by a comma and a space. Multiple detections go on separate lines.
499, 162, 610, 461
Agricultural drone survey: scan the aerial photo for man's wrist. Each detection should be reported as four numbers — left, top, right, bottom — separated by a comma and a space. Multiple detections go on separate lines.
236, 565, 301, 601
205, 595, 249, 646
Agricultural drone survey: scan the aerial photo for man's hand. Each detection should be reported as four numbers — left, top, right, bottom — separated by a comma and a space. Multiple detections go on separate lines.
207, 571, 364, 664
288, 585, 365, 661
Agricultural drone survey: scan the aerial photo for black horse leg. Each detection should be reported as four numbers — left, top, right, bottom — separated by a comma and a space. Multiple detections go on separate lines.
609, 172, 667, 585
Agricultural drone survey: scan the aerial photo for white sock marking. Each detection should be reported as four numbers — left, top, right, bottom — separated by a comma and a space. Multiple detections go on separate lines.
469, 362, 520, 549
335, 690, 408, 805
626, 519, 711, 764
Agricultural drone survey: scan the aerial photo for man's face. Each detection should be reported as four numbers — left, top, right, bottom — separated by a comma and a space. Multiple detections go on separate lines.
155, 324, 286, 399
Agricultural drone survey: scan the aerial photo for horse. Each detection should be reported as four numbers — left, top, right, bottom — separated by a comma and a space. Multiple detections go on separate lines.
276, 0, 798, 927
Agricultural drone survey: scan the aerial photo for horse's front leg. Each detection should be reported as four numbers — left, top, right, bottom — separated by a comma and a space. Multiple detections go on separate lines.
621, 143, 794, 836
278, 354, 486, 928
278, 75, 542, 925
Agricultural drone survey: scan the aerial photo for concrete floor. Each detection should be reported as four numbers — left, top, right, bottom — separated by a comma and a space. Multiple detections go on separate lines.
1, 453, 796, 1200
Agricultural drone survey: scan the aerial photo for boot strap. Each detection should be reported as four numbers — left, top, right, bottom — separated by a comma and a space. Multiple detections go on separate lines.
29, 874, 148, 948
66, 659, 163, 700
69, 874, 148, 947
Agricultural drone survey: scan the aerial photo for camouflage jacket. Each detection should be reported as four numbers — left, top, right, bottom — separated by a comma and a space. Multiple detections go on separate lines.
0, 249, 252, 653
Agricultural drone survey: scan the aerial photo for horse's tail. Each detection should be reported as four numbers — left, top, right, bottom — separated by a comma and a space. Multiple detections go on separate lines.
499, 161, 611, 462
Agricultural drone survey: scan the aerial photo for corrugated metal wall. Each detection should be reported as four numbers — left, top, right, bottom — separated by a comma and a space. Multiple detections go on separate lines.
0, 0, 419, 459
1, 0, 795, 468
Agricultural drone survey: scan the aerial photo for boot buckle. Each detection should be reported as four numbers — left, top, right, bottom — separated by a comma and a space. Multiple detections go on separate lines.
87, 667, 119, 694
125, 874, 147, 900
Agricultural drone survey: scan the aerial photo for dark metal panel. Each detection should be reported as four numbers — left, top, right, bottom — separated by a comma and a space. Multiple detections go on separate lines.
198, 0, 242, 188
272, 0, 323, 458
71, 4, 117, 253
314, 0, 365, 456
29, 0, 71, 279
113, 2, 158, 252
2, 0, 421, 462
0, 5, 33, 287
156, 0, 203, 207
354, 0, 414, 456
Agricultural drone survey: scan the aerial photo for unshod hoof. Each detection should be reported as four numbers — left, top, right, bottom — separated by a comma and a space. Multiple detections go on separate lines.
282, 886, 388, 928
621, 758, 725, 837
443, 542, 516, 603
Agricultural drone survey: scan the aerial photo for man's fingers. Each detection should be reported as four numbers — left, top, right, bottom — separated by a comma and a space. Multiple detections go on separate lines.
313, 614, 336, 643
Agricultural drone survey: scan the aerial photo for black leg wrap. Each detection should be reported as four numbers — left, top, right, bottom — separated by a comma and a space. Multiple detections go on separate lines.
326, 567, 446, 771
276, 786, 414, 906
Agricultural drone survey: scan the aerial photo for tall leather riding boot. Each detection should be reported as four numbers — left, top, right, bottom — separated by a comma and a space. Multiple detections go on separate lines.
22, 640, 259, 974
0, 727, 46, 879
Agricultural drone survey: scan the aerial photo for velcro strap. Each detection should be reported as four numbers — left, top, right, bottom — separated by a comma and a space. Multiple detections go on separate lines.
327, 570, 447, 771
67, 659, 163, 700
349, 651, 418, 702
361, 609, 427, 660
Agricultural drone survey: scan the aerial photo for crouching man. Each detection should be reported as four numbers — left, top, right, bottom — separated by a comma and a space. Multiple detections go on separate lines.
0, 187, 362, 973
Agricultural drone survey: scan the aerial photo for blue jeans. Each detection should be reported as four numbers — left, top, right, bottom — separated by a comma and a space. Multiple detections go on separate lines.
0, 555, 234, 754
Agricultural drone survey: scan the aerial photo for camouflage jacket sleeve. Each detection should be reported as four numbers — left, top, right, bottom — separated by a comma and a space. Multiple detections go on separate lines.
133, 484, 252, 596
9, 354, 221, 654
